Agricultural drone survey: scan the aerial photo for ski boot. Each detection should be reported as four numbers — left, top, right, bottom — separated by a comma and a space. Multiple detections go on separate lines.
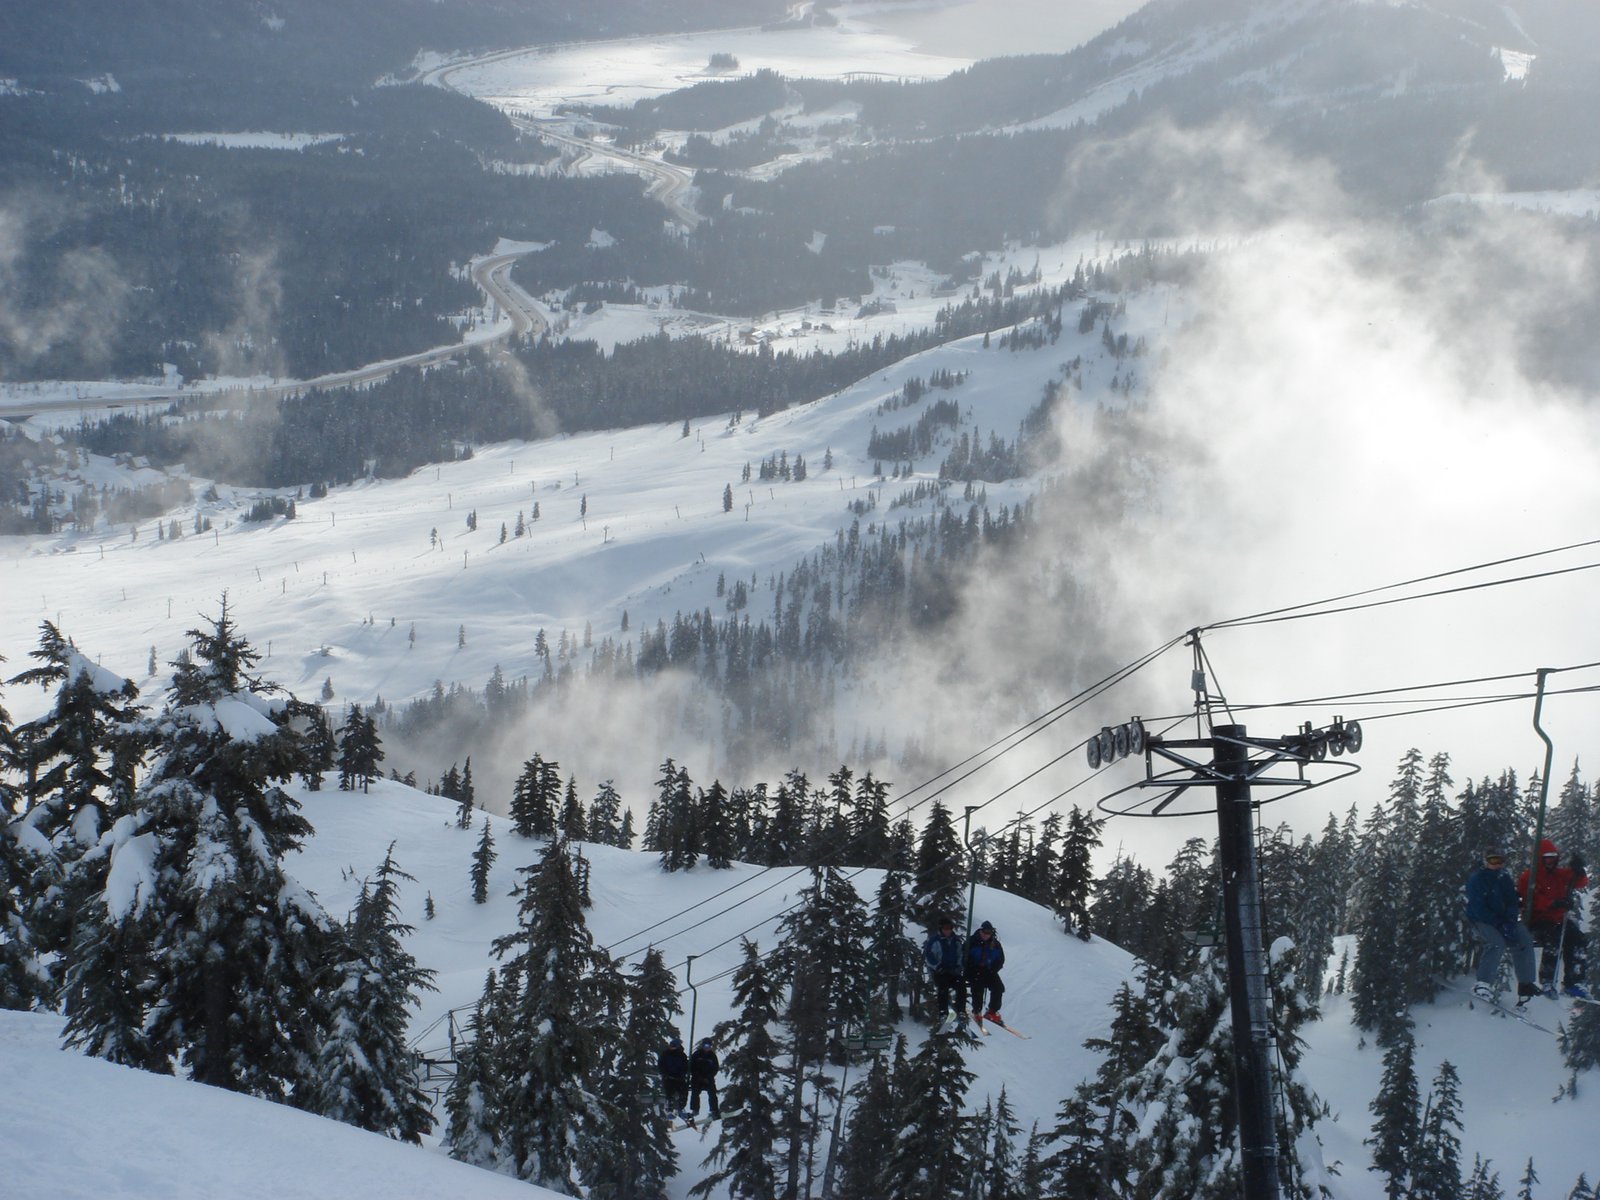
1515, 981, 1542, 1008
1564, 982, 1591, 1000
984, 1010, 1003, 1025
1472, 982, 1495, 1004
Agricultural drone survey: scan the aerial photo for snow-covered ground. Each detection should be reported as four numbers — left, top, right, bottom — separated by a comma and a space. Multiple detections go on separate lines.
3, 783, 1596, 1197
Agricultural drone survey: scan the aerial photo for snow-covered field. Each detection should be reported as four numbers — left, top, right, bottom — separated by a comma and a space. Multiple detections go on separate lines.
4, 781, 1597, 1198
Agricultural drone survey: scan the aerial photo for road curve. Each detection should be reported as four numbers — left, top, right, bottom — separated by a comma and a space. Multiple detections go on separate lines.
2, 250, 547, 420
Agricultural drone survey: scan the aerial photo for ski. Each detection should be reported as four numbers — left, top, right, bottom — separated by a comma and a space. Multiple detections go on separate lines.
985, 1018, 1031, 1039
1469, 994, 1554, 1034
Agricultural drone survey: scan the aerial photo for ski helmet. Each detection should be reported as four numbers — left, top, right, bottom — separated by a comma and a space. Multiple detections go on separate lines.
1540, 838, 1559, 860
978, 920, 995, 934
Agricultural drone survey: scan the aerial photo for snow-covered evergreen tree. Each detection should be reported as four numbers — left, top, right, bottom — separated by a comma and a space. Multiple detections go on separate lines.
1, 668, 50, 1010
1119, 943, 1330, 1199
1053, 805, 1102, 939
1409, 1059, 1464, 1200
487, 834, 614, 1191
63, 599, 333, 1102
912, 799, 966, 930
443, 987, 501, 1168
879, 1028, 975, 1198
1366, 1028, 1420, 1199
700, 780, 734, 868
8, 622, 144, 998
336, 703, 383, 792
588, 779, 624, 847
582, 947, 680, 1200
470, 817, 496, 904
692, 940, 785, 1200
313, 845, 436, 1141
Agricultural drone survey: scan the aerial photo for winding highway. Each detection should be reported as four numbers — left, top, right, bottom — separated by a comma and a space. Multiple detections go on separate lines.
1, 249, 548, 420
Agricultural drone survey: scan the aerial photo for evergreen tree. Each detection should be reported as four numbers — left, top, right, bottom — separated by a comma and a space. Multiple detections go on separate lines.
313, 846, 436, 1141
880, 1031, 975, 1199
460, 756, 476, 814
982, 1085, 1023, 1200
1045, 975, 1161, 1196
1350, 766, 1412, 1043
1, 669, 50, 1011
7, 622, 144, 1001
692, 940, 786, 1200
588, 780, 624, 847
1054, 805, 1102, 939
301, 703, 336, 791
868, 868, 917, 1022
582, 947, 680, 1200
510, 753, 557, 838
831, 1044, 896, 1200
852, 772, 894, 868
1366, 1029, 1420, 1199
657, 759, 699, 872
487, 835, 614, 1190
63, 599, 333, 1101
1121, 945, 1329, 1198
559, 774, 587, 841
337, 703, 384, 793
1519, 1158, 1540, 1200
1464, 1155, 1505, 1200
776, 864, 873, 1064
699, 780, 735, 868
1410, 1059, 1464, 1200
913, 799, 966, 930
1401, 751, 1461, 1004
443, 990, 502, 1168
471, 817, 497, 904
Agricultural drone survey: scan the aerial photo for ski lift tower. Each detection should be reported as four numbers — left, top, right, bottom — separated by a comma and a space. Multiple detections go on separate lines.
1090, 632, 1364, 1200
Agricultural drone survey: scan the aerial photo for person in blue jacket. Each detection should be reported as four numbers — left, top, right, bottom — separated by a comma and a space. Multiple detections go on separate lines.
1464, 844, 1540, 1006
923, 914, 965, 1025
967, 920, 1006, 1024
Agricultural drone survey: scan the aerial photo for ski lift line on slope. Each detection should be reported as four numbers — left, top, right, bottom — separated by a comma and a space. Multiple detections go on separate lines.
1197, 535, 1600, 632
600, 633, 1188, 964
620, 585, 1598, 980
657, 711, 1197, 999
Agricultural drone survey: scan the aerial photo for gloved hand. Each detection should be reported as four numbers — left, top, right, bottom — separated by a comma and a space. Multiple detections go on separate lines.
1571, 853, 1587, 876
1499, 921, 1520, 942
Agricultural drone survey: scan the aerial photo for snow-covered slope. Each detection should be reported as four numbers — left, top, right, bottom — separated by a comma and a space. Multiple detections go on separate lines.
6, 781, 1599, 1198
0, 1007, 559, 1200
0, 240, 1156, 785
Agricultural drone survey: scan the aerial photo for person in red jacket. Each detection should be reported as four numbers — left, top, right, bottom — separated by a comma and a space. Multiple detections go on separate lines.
1517, 838, 1589, 998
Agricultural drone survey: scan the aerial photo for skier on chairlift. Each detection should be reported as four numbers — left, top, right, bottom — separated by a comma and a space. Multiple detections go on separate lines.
1518, 838, 1590, 999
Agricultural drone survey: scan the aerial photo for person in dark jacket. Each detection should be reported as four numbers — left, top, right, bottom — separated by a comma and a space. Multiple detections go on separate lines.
1464, 844, 1540, 1006
923, 914, 965, 1024
689, 1038, 721, 1119
966, 920, 1006, 1023
659, 1034, 689, 1115
1517, 837, 1590, 998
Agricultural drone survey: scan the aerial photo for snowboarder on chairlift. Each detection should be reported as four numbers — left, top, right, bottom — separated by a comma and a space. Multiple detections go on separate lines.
1518, 838, 1590, 999
1464, 844, 1541, 1007
966, 920, 1006, 1024
659, 1033, 690, 1116
923, 914, 965, 1027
